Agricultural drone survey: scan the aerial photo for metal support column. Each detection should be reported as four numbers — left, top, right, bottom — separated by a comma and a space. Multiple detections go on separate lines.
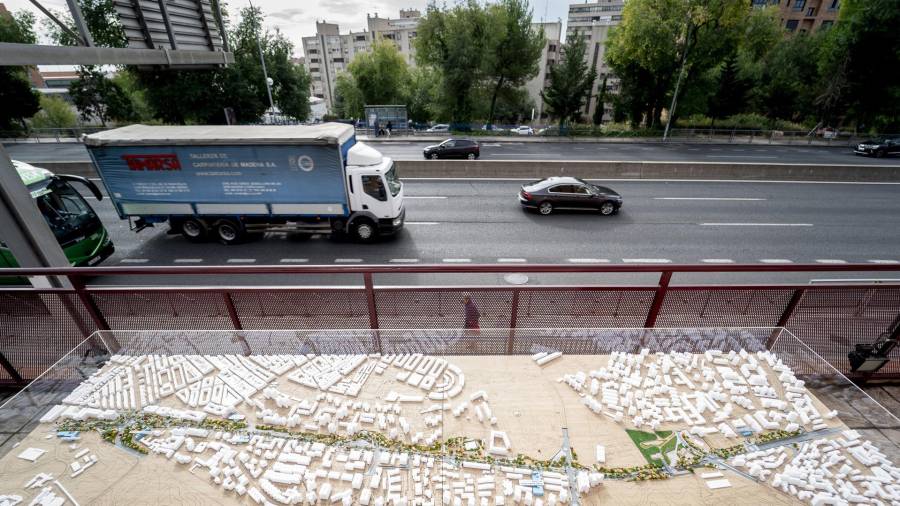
768, 288, 806, 349
364, 273, 381, 353
644, 271, 672, 328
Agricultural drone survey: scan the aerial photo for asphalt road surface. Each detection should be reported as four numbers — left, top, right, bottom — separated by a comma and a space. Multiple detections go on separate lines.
66, 178, 900, 287
5, 140, 900, 165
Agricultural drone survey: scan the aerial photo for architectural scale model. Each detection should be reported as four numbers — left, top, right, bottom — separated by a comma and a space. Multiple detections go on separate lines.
1, 350, 898, 505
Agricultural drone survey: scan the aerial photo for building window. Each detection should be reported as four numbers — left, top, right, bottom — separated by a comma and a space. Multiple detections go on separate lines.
309, 58, 319, 63
820, 20, 834, 30
785, 19, 799, 31
793, 0, 805, 10
548, 44, 557, 52
829, 0, 840, 9
308, 49, 318, 54
355, 35, 366, 41
806, 7, 816, 16
332, 58, 344, 63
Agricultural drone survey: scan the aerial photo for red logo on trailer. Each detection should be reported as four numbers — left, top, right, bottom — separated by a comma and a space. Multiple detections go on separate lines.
122, 154, 182, 171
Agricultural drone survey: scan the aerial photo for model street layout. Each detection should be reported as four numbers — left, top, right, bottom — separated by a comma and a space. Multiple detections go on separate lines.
2, 350, 898, 505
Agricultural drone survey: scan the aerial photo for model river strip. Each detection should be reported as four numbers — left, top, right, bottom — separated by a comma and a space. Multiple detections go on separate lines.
1, 351, 898, 506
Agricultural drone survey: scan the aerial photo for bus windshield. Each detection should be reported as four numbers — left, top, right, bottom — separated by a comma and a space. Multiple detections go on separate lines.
32, 178, 101, 245
384, 163, 402, 197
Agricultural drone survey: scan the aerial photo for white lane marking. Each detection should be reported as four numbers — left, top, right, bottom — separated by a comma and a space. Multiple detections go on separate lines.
227, 258, 256, 263
701, 259, 735, 263
174, 258, 203, 263
405, 221, 440, 225
481, 143, 502, 147
623, 258, 672, 263
442, 258, 471, 263
760, 259, 793, 263
335, 258, 363, 263
567, 258, 609, 263
654, 197, 766, 201
404, 196, 448, 199
705, 155, 779, 159
310, 234, 322, 239
497, 258, 527, 263
868, 259, 900, 264
390, 258, 420, 263
402, 177, 900, 185
815, 259, 848, 264
700, 223, 813, 227
88, 178, 102, 181
280, 258, 309, 263
119, 258, 149, 263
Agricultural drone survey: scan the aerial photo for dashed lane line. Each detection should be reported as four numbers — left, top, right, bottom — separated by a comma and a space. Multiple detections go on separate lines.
623, 258, 673, 263
815, 259, 848, 264
497, 258, 527, 263
119, 258, 149, 263
759, 259, 793, 264
280, 258, 309, 263
174, 258, 203, 263
227, 258, 256, 263
868, 259, 900, 264
442, 258, 472, 263
389, 259, 420, 263
567, 258, 610, 263
701, 259, 735, 263
335, 258, 363, 263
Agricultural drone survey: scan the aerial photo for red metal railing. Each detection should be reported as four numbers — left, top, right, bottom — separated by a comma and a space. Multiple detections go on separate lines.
1, 263, 898, 385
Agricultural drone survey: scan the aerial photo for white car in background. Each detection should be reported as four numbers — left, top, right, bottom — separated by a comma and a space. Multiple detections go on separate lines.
426, 124, 450, 133
515, 126, 534, 136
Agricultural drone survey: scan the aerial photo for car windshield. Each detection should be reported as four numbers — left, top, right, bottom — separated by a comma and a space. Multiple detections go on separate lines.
384, 163, 402, 197
31, 178, 100, 244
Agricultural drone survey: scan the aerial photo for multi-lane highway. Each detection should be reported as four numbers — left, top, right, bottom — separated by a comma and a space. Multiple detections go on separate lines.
5, 139, 897, 165
65, 177, 900, 286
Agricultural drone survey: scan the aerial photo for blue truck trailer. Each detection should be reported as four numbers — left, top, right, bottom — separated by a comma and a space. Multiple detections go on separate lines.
83, 123, 404, 243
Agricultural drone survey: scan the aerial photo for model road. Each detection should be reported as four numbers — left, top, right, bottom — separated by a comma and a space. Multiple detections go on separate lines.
65, 178, 900, 287
5, 140, 899, 165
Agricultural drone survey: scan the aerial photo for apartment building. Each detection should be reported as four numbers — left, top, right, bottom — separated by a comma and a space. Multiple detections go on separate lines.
566, 0, 626, 122
753, 0, 840, 33
301, 10, 421, 112
524, 21, 562, 121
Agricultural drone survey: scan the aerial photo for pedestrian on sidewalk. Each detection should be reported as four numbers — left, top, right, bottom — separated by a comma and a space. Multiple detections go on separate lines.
386, 121, 393, 137
463, 293, 480, 336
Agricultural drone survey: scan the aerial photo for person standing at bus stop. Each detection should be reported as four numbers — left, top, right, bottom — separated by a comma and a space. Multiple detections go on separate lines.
463, 294, 480, 336
386, 121, 393, 137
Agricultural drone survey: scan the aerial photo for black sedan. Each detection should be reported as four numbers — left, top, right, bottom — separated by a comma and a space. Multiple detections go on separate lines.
423, 139, 480, 160
518, 177, 622, 215
854, 138, 900, 157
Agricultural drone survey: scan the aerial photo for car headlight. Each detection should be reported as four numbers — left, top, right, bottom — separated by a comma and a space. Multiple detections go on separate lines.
393, 217, 403, 226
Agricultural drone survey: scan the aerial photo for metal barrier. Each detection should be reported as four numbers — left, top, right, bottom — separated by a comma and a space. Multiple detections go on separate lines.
1, 263, 898, 385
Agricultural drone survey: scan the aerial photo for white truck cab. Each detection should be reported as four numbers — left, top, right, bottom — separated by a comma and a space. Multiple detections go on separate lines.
345, 142, 404, 241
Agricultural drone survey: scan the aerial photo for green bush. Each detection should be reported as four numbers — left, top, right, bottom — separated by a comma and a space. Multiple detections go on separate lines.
29, 95, 77, 130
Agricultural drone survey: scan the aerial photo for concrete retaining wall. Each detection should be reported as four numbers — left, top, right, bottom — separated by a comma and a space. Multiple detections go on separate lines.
395, 160, 900, 182
25, 159, 900, 182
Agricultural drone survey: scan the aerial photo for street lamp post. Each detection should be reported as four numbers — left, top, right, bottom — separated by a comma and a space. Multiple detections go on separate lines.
249, 0, 275, 114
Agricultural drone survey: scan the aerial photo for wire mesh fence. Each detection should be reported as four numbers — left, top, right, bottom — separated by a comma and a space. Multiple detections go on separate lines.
0, 265, 898, 384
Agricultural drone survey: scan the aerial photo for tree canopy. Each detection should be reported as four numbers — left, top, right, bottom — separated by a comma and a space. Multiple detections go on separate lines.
0, 9, 40, 132
541, 34, 595, 131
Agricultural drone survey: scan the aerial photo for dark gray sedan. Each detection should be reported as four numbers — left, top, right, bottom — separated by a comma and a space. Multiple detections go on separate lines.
518, 177, 622, 215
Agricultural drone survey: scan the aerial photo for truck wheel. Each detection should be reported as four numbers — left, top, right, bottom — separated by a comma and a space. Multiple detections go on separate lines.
214, 219, 245, 245
180, 218, 208, 242
352, 219, 377, 243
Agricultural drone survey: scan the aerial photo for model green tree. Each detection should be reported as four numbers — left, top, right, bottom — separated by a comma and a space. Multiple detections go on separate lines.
416, 0, 494, 123
0, 10, 40, 133
482, 0, 544, 128
541, 34, 595, 132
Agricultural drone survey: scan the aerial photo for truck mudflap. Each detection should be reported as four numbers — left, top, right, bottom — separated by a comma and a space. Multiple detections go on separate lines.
378, 207, 405, 235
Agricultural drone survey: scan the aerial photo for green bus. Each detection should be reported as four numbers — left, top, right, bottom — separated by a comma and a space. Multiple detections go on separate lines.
0, 160, 114, 270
